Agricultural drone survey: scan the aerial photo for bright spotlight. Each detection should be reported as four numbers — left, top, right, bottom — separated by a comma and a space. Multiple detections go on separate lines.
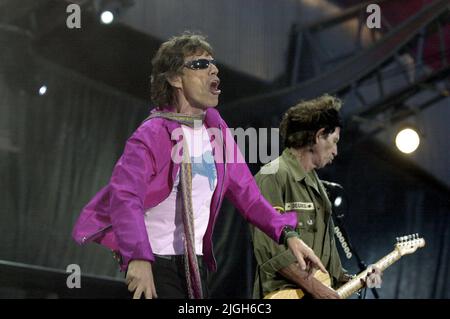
38, 85, 47, 95
395, 128, 420, 154
100, 11, 114, 24
334, 196, 343, 207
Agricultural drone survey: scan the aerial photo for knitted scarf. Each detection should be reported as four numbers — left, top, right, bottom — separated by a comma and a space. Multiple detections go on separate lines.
145, 111, 205, 299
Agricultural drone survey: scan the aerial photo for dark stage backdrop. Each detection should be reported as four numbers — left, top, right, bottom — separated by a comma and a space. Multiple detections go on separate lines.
1, 38, 448, 298
0, 30, 148, 290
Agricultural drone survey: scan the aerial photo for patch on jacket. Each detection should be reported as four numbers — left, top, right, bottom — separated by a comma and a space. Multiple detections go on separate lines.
285, 202, 314, 211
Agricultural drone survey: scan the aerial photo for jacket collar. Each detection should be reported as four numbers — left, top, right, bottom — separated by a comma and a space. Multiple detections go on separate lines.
282, 148, 320, 193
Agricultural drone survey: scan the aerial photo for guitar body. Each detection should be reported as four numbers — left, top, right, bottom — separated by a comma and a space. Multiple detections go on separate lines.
263, 270, 332, 299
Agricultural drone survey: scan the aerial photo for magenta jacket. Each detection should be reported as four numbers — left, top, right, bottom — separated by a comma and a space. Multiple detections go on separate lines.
72, 107, 297, 272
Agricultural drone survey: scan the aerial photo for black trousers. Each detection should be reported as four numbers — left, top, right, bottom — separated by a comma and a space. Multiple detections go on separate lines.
151, 254, 209, 299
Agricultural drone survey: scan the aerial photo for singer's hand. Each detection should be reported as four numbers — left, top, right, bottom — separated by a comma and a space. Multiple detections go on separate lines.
126, 260, 157, 299
286, 237, 327, 275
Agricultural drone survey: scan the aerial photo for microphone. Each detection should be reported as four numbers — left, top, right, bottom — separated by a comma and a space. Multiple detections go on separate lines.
321, 180, 344, 189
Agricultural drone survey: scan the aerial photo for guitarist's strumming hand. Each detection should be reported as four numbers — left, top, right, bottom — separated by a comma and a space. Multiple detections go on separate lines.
286, 237, 327, 275
278, 261, 340, 299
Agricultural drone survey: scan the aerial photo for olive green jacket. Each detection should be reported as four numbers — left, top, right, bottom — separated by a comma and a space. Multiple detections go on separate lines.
251, 149, 346, 298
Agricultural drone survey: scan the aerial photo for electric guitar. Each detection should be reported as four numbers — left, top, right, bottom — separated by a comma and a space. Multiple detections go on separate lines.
264, 234, 425, 299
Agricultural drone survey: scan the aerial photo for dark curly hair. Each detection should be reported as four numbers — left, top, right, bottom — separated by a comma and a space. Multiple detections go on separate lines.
280, 94, 343, 149
150, 32, 214, 108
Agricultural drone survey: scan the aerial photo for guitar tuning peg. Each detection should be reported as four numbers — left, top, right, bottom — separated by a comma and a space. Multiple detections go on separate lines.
396, 237, 400, 242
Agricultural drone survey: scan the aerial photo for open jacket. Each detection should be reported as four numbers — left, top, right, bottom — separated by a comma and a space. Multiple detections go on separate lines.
72, 107, 298, 272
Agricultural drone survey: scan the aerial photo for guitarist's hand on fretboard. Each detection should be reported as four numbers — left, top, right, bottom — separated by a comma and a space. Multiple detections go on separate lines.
360, 265, 383, 289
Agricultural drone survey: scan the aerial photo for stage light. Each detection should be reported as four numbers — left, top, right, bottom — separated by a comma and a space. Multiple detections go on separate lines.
334, 196, 343, 208
100, 11, 114, 24
38, 85, 47, 96
395, 128, 420, 154
96, 0, 134, 25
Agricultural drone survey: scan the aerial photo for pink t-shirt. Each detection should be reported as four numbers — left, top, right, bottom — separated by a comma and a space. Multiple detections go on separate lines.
144, 124, 217, 255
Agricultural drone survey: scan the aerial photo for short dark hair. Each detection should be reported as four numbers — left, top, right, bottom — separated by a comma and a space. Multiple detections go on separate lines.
280, 94, 343, 148
150, 32, 214, 107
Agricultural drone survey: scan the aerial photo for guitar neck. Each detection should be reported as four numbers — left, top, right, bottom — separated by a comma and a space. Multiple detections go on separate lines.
336, 249, 401, 299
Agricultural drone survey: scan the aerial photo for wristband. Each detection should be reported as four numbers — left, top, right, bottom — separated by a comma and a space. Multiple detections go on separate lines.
279, 226, 300, 247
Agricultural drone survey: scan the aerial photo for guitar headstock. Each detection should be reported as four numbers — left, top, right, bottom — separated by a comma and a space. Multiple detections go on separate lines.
395, 234, 425, 256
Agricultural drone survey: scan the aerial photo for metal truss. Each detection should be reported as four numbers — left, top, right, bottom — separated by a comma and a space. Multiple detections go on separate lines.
222, 0, 450, 139
289, 0, 391, 85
